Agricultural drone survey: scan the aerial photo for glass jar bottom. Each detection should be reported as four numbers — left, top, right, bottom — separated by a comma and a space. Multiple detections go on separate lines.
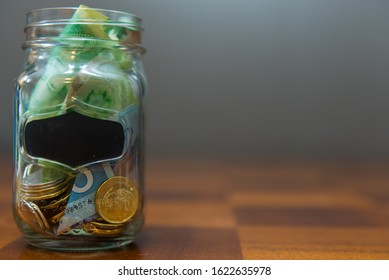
16, 215, 144, 251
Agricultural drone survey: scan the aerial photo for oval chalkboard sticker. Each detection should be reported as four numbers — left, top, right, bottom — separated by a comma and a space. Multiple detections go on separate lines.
24, 111, 125, 167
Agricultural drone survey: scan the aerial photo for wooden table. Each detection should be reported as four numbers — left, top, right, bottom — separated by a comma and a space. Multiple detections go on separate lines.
1, 155, 389, 260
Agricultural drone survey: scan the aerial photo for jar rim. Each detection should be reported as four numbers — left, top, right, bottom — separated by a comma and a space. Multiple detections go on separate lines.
23, 6, 144, 50
26, 6, 142, 31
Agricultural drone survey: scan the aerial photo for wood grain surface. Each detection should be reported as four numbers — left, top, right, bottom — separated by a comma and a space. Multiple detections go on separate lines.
1, 156, 389, 259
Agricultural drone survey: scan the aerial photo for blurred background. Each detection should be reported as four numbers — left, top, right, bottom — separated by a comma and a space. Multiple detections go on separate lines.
1, 0, 389, 160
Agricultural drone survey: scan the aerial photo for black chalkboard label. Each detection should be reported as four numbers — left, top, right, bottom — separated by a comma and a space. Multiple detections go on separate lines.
24, 111, 125, 167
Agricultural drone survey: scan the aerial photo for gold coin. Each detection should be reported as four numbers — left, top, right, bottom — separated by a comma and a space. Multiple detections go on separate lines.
82, 220, 125, 237
95, 176, 139, 224
40, 193, 70, 210
83, 223, 124, 237
22, 163, 68, 188
89, 220, 125, 229
93, 227, 124, 237
40, 193, 70, 224
18, 200, 50, 233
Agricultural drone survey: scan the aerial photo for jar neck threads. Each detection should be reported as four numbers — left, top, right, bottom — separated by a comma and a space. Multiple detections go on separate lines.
23, 6, 143, 51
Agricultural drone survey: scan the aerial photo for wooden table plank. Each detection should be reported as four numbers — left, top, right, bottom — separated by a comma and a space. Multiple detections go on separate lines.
239, 226, 389, 260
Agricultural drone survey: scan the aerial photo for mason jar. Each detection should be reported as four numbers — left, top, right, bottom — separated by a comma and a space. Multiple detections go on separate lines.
13, 6, 146, 251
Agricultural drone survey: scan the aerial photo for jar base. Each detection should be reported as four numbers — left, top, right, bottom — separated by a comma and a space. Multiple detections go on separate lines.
18, 216, 144, 252
24, 236, 137, 252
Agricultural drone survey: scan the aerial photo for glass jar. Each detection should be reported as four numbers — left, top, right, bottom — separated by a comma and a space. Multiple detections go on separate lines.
13, 6, 146, 251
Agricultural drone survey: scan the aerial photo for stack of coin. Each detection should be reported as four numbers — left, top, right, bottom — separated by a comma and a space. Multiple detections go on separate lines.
17, 164, 73, 234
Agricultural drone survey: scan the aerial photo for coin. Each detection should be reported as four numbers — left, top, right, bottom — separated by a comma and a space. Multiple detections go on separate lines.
40, 192, 70, 210
40, 192, 70, 224
82, 220, 125, 237
89, 220, 124, 229
22, 163, 68, 188
95, 176, 139, 224
21, 177, 72, 203
18, 200, 50, 233
83, 224, 123, 237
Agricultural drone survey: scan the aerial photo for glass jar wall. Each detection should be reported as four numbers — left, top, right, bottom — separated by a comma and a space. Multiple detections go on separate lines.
13, 5, 146, 251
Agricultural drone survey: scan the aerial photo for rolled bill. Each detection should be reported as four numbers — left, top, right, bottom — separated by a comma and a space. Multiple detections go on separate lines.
65, 49, 136, 116
27, 5, 120, 113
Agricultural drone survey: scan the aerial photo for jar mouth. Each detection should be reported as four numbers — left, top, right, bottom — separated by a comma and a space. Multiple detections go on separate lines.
26, 6, 142, 31
24, 6, 144, 50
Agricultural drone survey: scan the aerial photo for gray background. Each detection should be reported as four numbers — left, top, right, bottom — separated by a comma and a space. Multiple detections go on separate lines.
1, 0, 389, 159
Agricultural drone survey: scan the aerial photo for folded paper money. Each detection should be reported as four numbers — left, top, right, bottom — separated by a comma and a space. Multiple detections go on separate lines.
28, 5, 135, 117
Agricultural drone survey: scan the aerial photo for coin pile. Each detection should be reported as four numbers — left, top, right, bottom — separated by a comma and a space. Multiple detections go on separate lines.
17, 164, 73, 234
17, 164, 140, 237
